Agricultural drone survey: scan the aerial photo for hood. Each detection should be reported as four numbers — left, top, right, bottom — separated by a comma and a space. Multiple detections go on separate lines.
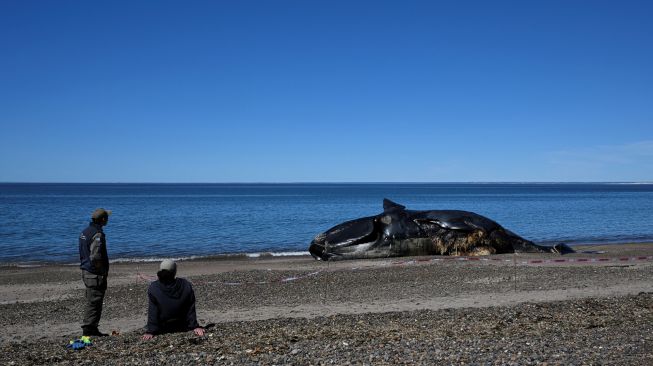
155, 278, 184, 299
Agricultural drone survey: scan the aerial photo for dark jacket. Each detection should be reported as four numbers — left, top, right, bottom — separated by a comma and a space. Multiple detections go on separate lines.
79, 222, 109, 275
145, 278, 199, 334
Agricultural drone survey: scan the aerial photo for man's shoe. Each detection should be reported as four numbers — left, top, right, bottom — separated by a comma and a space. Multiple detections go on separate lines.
82, 328, 109, 337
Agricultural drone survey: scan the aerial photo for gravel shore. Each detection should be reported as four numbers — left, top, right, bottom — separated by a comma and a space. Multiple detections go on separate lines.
2, 293, 651, 365
0, 243, 651, 364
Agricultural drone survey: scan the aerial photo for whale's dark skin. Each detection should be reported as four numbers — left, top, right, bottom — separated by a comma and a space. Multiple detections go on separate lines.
309, 199, 574, 261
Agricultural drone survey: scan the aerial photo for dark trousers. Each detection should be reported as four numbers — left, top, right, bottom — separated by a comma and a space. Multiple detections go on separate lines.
81, 270, 107, 331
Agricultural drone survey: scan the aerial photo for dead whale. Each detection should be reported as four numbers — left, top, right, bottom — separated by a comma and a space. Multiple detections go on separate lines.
308, 199, 574, 261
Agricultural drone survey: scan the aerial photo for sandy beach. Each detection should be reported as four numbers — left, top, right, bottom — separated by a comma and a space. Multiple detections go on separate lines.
1, 243, 652, 365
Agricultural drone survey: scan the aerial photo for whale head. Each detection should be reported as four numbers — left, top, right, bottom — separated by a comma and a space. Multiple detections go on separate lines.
308, 199, 421, 260
308, 215, 380, 260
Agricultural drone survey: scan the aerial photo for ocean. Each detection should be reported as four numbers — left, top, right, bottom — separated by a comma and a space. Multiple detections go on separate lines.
1, 183, 652, 264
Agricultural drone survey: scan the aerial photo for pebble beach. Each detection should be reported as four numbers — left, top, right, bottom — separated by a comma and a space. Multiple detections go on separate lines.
1, 243, 652, 365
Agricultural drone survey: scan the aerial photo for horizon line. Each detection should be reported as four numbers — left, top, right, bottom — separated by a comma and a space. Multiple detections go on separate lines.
1, 181, 652, 185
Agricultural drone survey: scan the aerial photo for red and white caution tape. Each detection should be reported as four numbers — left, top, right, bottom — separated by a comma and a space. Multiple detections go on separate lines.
134, 256, 652, 286
391, 255, 653, 266
218, 271, 322, 286
136, 270, 322, 285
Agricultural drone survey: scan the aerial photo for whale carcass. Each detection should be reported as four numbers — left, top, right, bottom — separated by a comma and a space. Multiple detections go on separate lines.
308, 199, 573, 261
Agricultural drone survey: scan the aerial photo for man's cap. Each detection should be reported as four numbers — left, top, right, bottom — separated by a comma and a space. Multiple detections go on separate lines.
159, 259, 177, 273
91, 208, 112, 220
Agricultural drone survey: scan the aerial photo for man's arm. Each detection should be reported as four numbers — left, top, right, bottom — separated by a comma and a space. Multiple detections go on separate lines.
186, 285, 200, 330
186, 286, 205, 336
89, 232, 105, 271
145, 288, 160, 335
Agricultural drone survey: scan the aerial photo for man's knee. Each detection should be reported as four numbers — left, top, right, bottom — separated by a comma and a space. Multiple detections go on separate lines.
85, 287, 105, 303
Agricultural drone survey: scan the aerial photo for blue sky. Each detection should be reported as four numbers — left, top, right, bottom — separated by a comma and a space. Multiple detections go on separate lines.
1, 0, 651, 182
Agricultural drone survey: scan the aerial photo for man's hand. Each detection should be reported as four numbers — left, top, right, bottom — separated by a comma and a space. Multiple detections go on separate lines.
194, 327, 205, 337
142, 333, 154, 341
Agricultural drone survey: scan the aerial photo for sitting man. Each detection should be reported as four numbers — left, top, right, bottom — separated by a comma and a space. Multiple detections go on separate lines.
142, 259, 205, 340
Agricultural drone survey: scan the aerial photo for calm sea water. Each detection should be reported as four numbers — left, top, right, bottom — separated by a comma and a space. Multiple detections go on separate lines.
1, 183, 652, 263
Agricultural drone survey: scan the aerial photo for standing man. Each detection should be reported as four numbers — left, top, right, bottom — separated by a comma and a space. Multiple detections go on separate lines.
79, 208, 111, 337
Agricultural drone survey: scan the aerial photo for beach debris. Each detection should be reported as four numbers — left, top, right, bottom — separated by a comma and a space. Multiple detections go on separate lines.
67, 336, 92, 350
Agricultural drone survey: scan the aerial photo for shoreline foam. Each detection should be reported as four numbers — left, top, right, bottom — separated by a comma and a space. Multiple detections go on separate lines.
3, 240, 653, 267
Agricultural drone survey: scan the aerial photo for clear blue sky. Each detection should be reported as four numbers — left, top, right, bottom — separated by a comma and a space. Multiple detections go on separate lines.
1, 0, 651, 182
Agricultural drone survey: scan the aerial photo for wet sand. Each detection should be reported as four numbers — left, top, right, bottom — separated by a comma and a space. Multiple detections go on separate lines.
1, 243, 652, 364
